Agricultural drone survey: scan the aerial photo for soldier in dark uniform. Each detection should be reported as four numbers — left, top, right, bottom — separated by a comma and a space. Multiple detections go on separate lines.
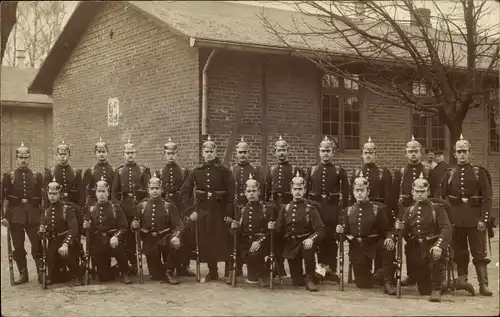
229, 137, 263, 277
440, 134, 493, 296
433, 151, 450, 196
305, 136, 348, 282
158, 138, 193, 277
132, 172, 184, 285
111, 139, 151, 275
82, 177, 132, 284
265, 135, 302, 277
395, 175, 452, 302
179, 136, 235, 282
393, 135, 436, 286
229, 174, 277, 287
349, 137, 393, 282
1, 142, 44, 285
272, 171, 324, 291
43, 141, 82, 210
39, 178, 82, 286
336, 172, 396, 295
81, 137, 115, 206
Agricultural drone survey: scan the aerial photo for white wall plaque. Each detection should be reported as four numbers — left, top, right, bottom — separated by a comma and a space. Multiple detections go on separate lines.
108, 98, 119, 127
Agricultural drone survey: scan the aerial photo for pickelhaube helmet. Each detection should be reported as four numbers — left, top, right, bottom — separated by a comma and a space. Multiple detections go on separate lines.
15, 142, 30, 156
319, 135, 335, 150
149, 171, 162, 188
163, 137, 178, 152
202, 135, 217, 150
412, 172, 429, 190
47, 177, 61, 192
455, 134, 471, 151
236, 136, 250, 151
95, 176, 109, 191
56, 140, 70, 155
245, 173, 259, 190
291, 170, 305, 187
353, 171, 369, 189
123, 138, 135, 151
406, 135, 421, 151
94, 137, 108, 152
362, 136, 376, 152
274, 135, 289, 149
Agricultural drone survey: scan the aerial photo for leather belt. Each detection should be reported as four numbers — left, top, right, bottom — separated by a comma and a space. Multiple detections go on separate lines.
21, 199, 28, 204
286, 233, 309, 240
47, 230, 68, 239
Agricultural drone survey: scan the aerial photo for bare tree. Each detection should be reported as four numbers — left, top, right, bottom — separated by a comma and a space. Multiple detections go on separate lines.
1, 1, 19, 62
4, 1, 66, 67
260, 0, 499, 160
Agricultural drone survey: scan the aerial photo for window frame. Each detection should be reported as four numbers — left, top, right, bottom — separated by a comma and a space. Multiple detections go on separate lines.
487, 89, 499, 153
320, 74, 362, 152
411, 110, 446, 153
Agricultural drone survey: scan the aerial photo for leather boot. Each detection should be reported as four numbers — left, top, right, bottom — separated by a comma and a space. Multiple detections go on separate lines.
34, 258, 44, 284
123, 275, 133, 284
475, 264, 493, 296
161, 270, 179, 285
226, 271, 234, 285
454, 276, 476, 296
401, 275, 416, 286
429, 289, 442, 302
13, 259, 29, 285
384, 281, 396, 295
305, 276, 318, 292
176, 265, 195, 277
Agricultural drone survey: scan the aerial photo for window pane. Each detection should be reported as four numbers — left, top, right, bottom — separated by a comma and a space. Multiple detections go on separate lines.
322, 123, 330, 135
322, 74, 339, 88
331, 122, 339, 135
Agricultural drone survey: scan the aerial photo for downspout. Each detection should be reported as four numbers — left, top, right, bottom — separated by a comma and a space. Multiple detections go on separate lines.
201, 45, 217, 136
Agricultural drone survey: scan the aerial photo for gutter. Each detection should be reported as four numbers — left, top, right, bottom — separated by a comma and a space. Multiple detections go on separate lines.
201, 47, 217, 136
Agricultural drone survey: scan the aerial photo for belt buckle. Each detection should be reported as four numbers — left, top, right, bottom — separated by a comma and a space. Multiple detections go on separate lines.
461, 198, 468, 203
168, 193, 174, 197
151, 232, 158, 237
21, 199, 28, 204
321, 194, 327, 199
63, 193, 68, 198
418, 238, 423, 243
356, 237, 362, 242
239, 193, 245, 197
128, 193, 133, 198
207, 192, 213, 198
101, 232, 107, 237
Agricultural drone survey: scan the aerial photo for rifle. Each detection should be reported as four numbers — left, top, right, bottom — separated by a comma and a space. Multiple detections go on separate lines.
347, 263, 353, 283
83, 185, 91, 285
338, 177, 344, 291
40, 187, 48, 289
132, 184, 144, 283
231, 226, 237, 287
194, 218, 201, 282
395, 201, 404, 298
3, 187, 15, 286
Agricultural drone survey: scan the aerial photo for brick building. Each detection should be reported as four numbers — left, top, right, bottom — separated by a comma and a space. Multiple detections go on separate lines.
28, 1, 499, 208
1, 50, 53, 174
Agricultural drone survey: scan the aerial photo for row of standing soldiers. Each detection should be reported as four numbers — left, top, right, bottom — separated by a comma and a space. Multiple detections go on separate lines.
1, 134, 494, 299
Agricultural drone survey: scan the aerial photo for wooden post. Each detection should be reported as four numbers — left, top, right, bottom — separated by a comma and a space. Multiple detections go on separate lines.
260, 59, 269, 178
222, 65, 255, 166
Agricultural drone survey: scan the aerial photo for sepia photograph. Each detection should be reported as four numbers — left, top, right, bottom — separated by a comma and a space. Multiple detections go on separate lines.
1, 0, 499, 316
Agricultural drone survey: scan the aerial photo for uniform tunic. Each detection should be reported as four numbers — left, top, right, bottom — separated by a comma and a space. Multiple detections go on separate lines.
230, 162, 263, 211
81, 162, 115, 205
393, 162, 436, 212
44, 165, 82, 207
159, 163, 189, 209
265, 161, 302, 206
111, 162, 150, 218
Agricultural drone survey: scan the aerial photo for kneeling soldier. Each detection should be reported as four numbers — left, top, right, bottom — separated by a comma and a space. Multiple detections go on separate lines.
273, 171, 324, 291
82, 177, 131, 284
336, 172, 396, 295
395, 174, 452, 302
230, 174, 276, 287
131, 172, 183, 284
39, 178, 82, 286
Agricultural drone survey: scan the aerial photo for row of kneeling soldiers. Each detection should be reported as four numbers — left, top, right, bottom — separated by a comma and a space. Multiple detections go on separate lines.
1, 134, 495, 302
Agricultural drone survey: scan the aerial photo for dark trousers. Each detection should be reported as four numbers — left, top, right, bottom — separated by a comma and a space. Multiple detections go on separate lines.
46, 237, 81, 282
453, 226, 489, 277
10, 223, 42, 270
239, 236, 269, 281
287, 244, 316, 282
142, 235, 178, 279
91, 237, 129, 281
350, 240, 395, 288
125, 216, 137, 267
317, 221, 337, 271
407, 241, 445, 295
177, 227, 194, 268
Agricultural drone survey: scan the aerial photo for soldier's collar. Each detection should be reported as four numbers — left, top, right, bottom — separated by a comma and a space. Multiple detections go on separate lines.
58, 163, 70, 168
97, 161, 109, 166
248, 200, 260, 206
238, 161, 250, 166
416, 199, 430, 206
17, 166, 30, 171
125, 162, 137, 166
407, 162, 422, 167
166, 162, 178, 167
364, 162, 376, 168
278, 160, 289, 165
356, 199, 371, 206
292, 198, 305, 203
457, 162, 471, 167
320, 160, 334, 166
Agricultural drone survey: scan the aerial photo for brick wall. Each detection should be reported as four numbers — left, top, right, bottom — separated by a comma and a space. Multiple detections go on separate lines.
1, 106, 52, 174
51, 1, 199, 172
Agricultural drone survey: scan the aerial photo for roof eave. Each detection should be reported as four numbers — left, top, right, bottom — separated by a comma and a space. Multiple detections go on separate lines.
1, 100, 52, 109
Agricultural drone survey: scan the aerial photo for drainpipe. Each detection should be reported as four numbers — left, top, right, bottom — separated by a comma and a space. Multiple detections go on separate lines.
201, 47, 217, 136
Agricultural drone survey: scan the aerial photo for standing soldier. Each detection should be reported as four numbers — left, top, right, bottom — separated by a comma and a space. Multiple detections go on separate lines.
44, 141, 82, 209
440, 135, 493, 296
82, 177, 132, 284
39, 178, 82, 286
265, 135, 302, 277
433, 151, 450, 195
1, 142, 44, 285
131, 172, 184, 284
272, 171, 324, 291
395, 175, 452, 302
158, 138, 193, 277
305, 136, 349, 282
229, 137, 263, 277
179, 136, 235, 282
336, 172, 396, 295
422, 148, 438, 170
349, 137, 393, 281
81, 137, 115, 206
393, 135, 436, 286
111, 139, 151, 275
229, 174, 277, 286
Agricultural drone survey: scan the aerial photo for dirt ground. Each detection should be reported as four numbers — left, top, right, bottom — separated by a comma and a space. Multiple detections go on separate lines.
1, 227, 499, 316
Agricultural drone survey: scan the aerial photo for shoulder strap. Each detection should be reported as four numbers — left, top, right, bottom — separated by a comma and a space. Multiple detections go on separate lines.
285, 203, 291, 214
139, 166, 145, 173
373, 204, 379, 217
423, 166, 430, 178
229, 165, 235, 174
118, 166, 124, 174
311, 164, 318, 177
431, 204, 436, 224
335, 165, 340, 175
63, 204, 67, 221
261, 201, 267, 219
305, 203, 311, 223
379, 168, 383, 181
111, 203, 116, 219
448, 167, 457, 185
354, 168, 361, 178
10, 171, 15, 184
90, 205, 96, 214
473, 166, 480, 181
164, 201, 169, 216
400, 167, 406, 176
347, 206, 354, 216
90, 165, 95, 175
140, 201, 147, 214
